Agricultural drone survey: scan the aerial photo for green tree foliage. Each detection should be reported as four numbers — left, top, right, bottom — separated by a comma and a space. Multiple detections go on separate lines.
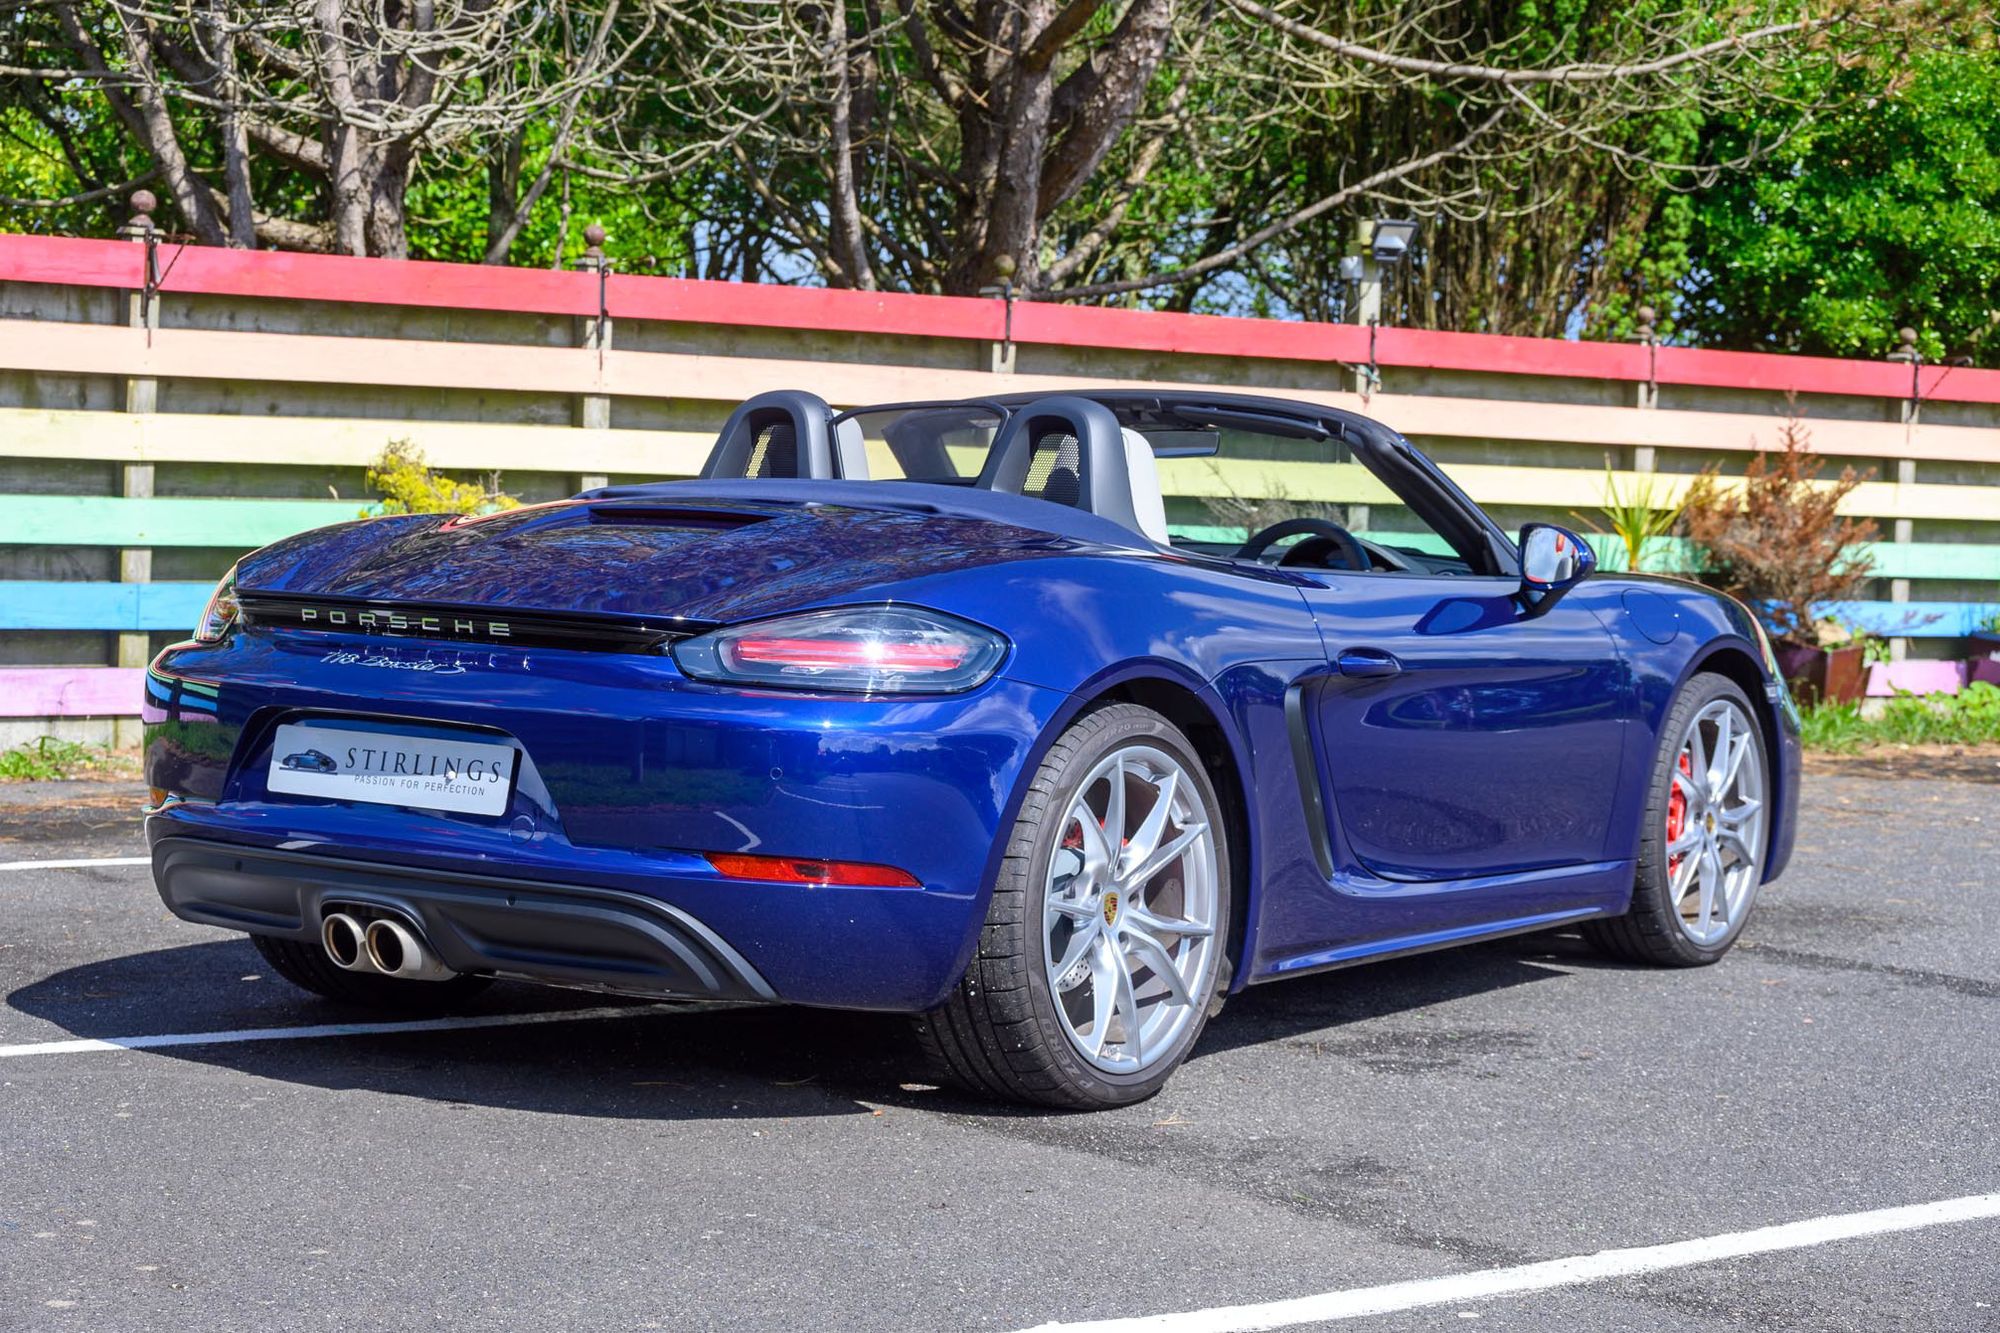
0, 0, 695, 267
0, 80, 152, 239
0, 0, 1949, 338
1251, 0, 1712, 335
1665, 34, 2000, 365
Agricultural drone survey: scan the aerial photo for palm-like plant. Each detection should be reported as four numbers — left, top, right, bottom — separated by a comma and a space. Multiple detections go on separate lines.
1576, 457, 1688, 573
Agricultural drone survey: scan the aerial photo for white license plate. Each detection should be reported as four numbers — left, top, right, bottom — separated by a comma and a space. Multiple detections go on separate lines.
266, 723, 517, 817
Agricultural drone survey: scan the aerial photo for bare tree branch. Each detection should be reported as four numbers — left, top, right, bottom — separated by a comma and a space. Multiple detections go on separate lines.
482, 0, 625, 262
1024, 0, 1113, 69
1, 173, 156, 208
60, 0, 228, 243
1225, 0, 1837, 86
1048, 106, 1513, 300
823, 0, 877, 288
1039, 0, 1174, 214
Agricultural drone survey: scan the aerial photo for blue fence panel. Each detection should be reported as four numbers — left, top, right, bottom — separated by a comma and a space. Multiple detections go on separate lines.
0, 581, 212, 631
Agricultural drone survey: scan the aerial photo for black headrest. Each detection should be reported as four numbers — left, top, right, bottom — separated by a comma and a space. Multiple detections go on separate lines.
974, 395, 1145, 536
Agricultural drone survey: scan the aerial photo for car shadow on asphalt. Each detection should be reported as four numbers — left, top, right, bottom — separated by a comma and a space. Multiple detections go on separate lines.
1186, 936, 1582, 1061
8, 938, 917, 1120
8, 932, 1610, 1121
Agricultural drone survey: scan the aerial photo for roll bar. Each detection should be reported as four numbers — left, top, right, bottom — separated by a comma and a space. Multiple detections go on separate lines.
974, 395, 1146, 537
700, 390, 868, 481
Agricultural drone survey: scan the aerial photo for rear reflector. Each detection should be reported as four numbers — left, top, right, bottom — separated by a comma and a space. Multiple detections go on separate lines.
705, 852, 922, 888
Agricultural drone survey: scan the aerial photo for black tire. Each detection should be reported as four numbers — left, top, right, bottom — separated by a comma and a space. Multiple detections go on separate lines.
250, 933, 494, 1013
915, 703, 1233, 1109
1584, 673, 1769, 967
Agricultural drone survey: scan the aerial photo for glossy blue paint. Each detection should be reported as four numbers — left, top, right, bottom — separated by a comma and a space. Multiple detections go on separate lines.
1294, 575, 1632, 882
145, 403, 1804, 1016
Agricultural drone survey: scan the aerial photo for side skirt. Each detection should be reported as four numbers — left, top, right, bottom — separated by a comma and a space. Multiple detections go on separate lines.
1253, 906, 1609, 983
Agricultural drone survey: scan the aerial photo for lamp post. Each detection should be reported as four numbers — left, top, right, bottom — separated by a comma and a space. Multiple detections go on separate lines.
1339, 218, 1420, 328
1340, 219, 1420, 397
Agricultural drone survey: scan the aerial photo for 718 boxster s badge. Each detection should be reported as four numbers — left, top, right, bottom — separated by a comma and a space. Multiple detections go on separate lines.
144, 389, 1800, 1108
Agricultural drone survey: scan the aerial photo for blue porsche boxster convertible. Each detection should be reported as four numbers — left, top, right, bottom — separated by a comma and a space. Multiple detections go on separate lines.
145, 389, 1799, 1107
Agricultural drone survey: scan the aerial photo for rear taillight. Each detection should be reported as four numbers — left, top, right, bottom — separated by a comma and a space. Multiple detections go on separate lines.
193, 565, 239, 643
672, 606, 1006, 694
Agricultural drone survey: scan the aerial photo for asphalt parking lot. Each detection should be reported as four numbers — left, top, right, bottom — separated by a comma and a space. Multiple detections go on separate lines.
2, 767, 1996, 1332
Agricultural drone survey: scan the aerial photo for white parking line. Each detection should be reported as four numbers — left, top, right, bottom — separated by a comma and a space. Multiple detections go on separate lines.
0, 855, 150, 872
0, 1004, 667, 1059
1018, 1192, 2000, 1332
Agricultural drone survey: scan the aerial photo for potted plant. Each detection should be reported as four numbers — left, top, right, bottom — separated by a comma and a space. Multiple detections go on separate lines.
1679, 414, 1877, 706
1779, 619, 1870, 706
1576, 457, 1689, 573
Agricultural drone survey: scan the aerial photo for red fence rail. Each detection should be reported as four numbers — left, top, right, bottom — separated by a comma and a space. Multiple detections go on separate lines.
2, 232, 1996, 405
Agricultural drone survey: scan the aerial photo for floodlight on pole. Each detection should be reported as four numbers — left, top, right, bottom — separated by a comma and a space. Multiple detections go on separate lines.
1369, 219, 1421, 267
1344, 218, 1423, 331
1343, 218, 1422, 397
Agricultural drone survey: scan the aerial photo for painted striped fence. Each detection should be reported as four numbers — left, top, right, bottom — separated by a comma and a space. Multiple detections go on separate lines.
1, 233, 1996, 732
0, 668, 145, 718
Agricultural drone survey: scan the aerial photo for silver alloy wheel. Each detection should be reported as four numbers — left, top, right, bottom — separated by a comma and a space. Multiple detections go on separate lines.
1666, 698, 1767, 947
1042, 743, 1220, 1074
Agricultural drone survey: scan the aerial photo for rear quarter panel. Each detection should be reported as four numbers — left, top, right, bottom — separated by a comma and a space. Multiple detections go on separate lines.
853, 550, 1334, 993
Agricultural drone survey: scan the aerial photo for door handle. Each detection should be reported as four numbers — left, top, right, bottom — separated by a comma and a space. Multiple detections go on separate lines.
1336, 648, 1403, 679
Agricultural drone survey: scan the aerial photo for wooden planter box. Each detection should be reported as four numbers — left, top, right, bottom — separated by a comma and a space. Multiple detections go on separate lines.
1773, 643, 1866, 706
1964, 631, 2000, 689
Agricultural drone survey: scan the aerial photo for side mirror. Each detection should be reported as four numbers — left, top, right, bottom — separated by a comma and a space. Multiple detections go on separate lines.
1519, 523, 1596, 598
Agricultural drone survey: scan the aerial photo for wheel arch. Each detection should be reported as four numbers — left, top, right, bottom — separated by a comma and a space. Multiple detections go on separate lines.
1070, 668, 1256, 998
1680, 641, 1788, 874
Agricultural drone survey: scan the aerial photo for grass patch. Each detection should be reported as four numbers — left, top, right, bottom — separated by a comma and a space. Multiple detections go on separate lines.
1799, 682, 2000, 753
0, 736, 128, 781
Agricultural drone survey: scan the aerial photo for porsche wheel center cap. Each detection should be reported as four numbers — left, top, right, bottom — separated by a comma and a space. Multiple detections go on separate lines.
1101, 892, 1120, 927
1704, 812, 1717, 835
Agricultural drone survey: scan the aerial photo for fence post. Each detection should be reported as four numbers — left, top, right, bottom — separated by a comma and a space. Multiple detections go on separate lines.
978, 255, 1018, 375
116, 192, 160, 747
1631, 308, 1659, 473
1885, 328, 1923, 662
572, 224, 612, 492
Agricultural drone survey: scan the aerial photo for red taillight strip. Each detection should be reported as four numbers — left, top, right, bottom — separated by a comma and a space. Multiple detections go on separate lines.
705, 852, 923, 888
727, 636, 970, 671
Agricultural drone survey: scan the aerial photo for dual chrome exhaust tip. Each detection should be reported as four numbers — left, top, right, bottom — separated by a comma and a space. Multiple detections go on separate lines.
320, 911, 457, 982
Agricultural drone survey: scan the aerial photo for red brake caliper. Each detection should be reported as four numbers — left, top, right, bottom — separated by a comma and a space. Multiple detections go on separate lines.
1665, 752, 1692, 877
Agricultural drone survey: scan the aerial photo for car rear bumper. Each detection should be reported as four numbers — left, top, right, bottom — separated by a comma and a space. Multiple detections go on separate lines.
144, 804, 1012, 1011
152, 835, 777, 1002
